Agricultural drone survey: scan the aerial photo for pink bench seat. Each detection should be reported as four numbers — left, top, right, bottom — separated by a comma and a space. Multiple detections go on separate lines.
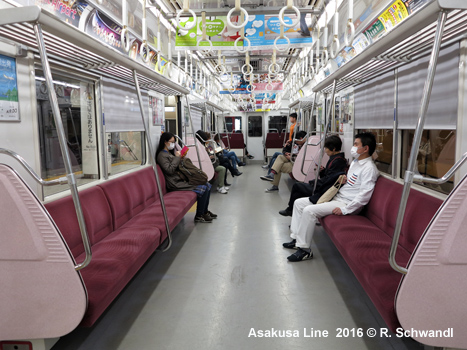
45, 165, 196, 327
320, 176, 442, 332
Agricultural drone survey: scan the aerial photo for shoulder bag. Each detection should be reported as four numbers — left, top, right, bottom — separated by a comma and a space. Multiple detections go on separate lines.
317, 175, 346, 204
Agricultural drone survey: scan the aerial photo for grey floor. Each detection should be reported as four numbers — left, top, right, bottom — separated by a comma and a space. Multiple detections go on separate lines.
53, 162, 424, 350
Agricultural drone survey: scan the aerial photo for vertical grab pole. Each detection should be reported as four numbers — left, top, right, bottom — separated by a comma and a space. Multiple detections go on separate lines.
283, 107, 291, 146
390, 11, 447, 275
34, 24, 92, 271
313, 80, 336, 193
185, 95, 203, 169
301, 94, 317, 175
132, 70, 172, 251
290, 101, 301, 164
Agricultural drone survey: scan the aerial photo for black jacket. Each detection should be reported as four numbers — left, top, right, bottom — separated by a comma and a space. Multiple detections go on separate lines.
309, 152, 348, 203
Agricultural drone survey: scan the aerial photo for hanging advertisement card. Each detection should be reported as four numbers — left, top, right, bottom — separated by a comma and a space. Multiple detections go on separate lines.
378, 0, 409, 32
0, 54, 19, 122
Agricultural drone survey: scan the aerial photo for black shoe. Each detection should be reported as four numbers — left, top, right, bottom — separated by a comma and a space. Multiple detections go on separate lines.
232, 169, 242, 176
287, 248, 313, 262
238, 162, 246, 166
206, 210, 217, 219
282, 239, 297, 249
247, 154, 254, 159
194, 214, 213, 223
224, 182, 231, 186
279, 209, 292, 217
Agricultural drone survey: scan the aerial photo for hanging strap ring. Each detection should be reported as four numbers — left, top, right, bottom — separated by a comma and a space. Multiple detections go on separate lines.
244, 73, 251, 82
121, 27, 131, 53
274, 35, 290, 52
228, 85, 236, 93
246, 84, 255, 92
197, 38, 213, 53
344, 20, 355, 47
220, 73, 230, 82
278, 5, 300, 28
330, 36, 340, 59
139, 41, 150, 63
266, 82, 274, 91
214, 64, 227, 75
234, 37, 251, 53
321, 49, 329, 66
227, 7, 249, 30
241, 63, 254, 75
176, 9, 197, 30
269, 63, 280, 74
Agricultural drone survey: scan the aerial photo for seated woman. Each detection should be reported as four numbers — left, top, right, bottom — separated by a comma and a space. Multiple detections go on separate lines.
213, 133, 246, 169
278, 135, 348, 216
156, 132, 216, 223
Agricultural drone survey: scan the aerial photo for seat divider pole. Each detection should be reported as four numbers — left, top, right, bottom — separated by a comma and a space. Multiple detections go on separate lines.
301, 95, 317, 176
34, 23, 92, 270
390, 11, 447, 275
132, 70, 172, 252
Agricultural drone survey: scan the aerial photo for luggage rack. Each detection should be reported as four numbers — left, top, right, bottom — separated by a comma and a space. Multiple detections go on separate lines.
312, 0, 467, 94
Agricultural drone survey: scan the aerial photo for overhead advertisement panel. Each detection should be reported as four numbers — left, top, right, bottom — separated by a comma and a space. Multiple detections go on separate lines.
175, 14, 313, 51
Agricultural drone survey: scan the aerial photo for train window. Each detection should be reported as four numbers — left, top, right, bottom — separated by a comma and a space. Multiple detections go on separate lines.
401, 130, 455, 194
107, 131, 145, 175
224, 116, 242, 132
358, 129, 393, 176
248, 115, 262, 137
35, 73, 99, 197
268, 115, 287, 133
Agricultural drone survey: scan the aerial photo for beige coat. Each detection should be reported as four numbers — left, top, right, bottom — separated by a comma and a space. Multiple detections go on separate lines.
156, 150, 196, 191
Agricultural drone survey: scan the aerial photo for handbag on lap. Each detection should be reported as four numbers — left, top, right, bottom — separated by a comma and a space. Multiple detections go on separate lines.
317, 175, 346, 204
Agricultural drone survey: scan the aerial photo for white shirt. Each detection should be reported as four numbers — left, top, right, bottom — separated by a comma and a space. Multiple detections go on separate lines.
334, 156, 379, 215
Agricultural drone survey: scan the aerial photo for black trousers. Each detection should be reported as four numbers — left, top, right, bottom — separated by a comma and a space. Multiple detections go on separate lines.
286, 181, 316, 211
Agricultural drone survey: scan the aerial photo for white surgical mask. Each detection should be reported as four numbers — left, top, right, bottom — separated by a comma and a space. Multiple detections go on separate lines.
168, 142, 175, 150
350, 146, 360, 158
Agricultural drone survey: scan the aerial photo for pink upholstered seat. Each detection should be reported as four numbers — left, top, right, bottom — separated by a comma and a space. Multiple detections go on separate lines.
320, 176, 442, 331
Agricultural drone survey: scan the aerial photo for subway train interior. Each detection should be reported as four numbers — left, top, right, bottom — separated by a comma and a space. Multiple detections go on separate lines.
1, 0, 467, 349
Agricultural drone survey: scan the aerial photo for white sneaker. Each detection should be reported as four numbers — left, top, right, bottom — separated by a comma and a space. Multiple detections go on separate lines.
223, 186, 230, 191
217, 187, 228, 194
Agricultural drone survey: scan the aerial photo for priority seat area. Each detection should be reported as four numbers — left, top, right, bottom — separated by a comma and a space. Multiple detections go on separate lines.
45, 166, 196, 327
319, 176, 442, 332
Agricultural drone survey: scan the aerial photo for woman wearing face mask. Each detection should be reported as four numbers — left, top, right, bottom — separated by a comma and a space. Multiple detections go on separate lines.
156, 132, 216, 223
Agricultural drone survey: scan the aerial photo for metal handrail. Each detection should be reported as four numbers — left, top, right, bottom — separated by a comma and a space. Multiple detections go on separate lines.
133, 70, 172, 252
0, 149, 68, 186
289, 101, 301, 164
413, 152, 467, 185
34, 24, 92, 271
313, 80, 337, 193
185, 95, 203, 170
389, 11, 447, 275
300, 94, 317, 176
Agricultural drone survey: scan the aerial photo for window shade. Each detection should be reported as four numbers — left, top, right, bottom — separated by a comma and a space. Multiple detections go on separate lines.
397, 43, 459, 130
102, 78, 148, 132
354, 70, 395, 129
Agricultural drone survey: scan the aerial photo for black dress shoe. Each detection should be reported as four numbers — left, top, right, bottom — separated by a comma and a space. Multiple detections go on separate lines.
224, 182, 231, 186
238, 162, 246, 166
282, 239, 297, 249
232, 169, 242, 176
279, 209, 292, 217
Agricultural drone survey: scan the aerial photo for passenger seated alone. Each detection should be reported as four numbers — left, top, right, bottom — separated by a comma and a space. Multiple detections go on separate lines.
283, 132, 379, 262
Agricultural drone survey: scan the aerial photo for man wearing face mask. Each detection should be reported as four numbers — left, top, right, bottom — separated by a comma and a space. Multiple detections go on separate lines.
283, 132, 379, 262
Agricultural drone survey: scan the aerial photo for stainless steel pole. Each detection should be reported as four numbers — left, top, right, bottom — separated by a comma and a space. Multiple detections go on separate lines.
301, 95, 317, 176
132, 70, 172, 252
34, 24, 92, 271
185, 95, 203, 169
389, 11, 447, 275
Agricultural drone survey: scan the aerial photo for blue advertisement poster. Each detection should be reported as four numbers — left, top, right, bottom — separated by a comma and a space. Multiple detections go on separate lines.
0, 54, 19, 122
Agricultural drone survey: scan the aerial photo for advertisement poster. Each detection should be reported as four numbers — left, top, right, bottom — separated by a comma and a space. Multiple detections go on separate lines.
149, 95, 164, 126
219, 73, 283, 95
34, 0, 88, 27
176, 14, 312, 51
378, 0, 409, 31
403, 0, 429, 14
0, 54, 19, 122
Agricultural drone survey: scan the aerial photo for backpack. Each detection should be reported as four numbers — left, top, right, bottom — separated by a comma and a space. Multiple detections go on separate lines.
177, 157, 208, 186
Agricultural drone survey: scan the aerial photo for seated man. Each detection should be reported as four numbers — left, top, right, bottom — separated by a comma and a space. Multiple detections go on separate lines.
279, 135, 347, 216
265, 131, 307, 192
283, 132, 379, 262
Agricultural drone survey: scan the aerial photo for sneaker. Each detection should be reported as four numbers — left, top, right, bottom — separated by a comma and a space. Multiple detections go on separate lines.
287, 248, 313, 262
265, 185, 279, 192
279, 209, 292, 217
217, 187, 228, 194
262, 164, 269, 169
194, 214, 213, 223
206, 210, 217, 219
282, 239, 297, 249
260, 175, 274, 181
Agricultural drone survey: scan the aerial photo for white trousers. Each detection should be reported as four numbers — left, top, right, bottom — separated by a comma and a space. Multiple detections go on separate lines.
290, 197, 348, 249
